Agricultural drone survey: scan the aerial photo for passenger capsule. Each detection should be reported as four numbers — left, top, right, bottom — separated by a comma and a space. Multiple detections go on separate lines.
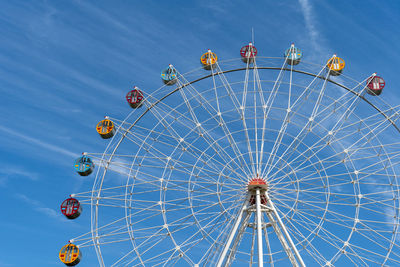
74, 155, 94, 176
161, 64, 178, 85
126, 87, 144, 108
326, 55, 345, 76
59, 243, 81, 266
284, 44, 302, 65
240, 42, 257, 63
366, 74, 385, 96
96, 118, 115, 139
200, 49, 218, 70
61, 198, 82, 219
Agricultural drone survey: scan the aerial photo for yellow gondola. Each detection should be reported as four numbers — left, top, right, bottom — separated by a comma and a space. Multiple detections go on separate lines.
59, 243, 81, 266
326, 55, 345, 76
96, 118, 115, 139
200, 49, 218, 70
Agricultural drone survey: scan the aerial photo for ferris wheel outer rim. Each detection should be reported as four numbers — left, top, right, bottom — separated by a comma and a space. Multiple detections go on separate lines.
88, 59, 400, 266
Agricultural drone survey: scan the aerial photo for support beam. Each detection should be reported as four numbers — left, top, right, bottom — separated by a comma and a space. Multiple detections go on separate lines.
264, 208, 298, 266
217, 200, 247, 267
216, 179, 306, 267
225, 212, 252, 267
266, 193, 306, 267
255, 189, 264, 267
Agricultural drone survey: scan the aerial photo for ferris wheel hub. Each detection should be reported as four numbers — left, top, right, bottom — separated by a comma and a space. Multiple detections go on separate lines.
247, 177, 268, 191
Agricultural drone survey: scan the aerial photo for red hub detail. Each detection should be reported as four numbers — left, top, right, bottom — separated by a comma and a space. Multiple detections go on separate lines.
247, 177, 268, 205
248, 178, 267, 186
249, 194, 267, 205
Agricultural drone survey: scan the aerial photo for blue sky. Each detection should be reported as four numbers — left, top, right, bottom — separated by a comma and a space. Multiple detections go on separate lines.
1, 1, 400, 266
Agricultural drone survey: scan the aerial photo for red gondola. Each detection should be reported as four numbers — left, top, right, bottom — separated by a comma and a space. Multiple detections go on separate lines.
240, 42, 258, 63
366, 75, 385, 96
126, 87, 144, 108
61, 198, 82, 219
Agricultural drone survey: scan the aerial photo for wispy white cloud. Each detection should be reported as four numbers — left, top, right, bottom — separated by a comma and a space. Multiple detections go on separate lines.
298, 1, 318, 42
0, 125, 77, 158
14, 193, 63, 221
75, 1, 132, 33
0, 261, 13, 267
36, 206, 59, 218
0, 165, 38, 186
298, 0, 324, 58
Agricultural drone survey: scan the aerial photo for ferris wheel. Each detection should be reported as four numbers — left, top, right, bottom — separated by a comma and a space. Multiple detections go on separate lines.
59, 42, 400, 267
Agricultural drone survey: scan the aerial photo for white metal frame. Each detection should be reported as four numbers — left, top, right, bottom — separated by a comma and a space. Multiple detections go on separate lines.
66, 53, 400, 266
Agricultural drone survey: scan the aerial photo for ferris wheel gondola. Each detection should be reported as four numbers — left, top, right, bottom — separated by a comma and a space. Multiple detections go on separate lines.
161, 64, 178, 85
59, 243, 81, 266
126, 87, 144, 108
240, 42, 258, 63
326, 54, 345, 76
200, 49, 218, 70
366, 74, 385, 96
284, 43, 302, 65
96, 118, 115, 139
60, 198, 82, 219
74, 155, 94, 176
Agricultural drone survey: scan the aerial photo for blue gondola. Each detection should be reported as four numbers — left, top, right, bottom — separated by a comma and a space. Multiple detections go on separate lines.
161, 64, 178, 85
74, 155, 94, 176
284, 44, 302, 65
